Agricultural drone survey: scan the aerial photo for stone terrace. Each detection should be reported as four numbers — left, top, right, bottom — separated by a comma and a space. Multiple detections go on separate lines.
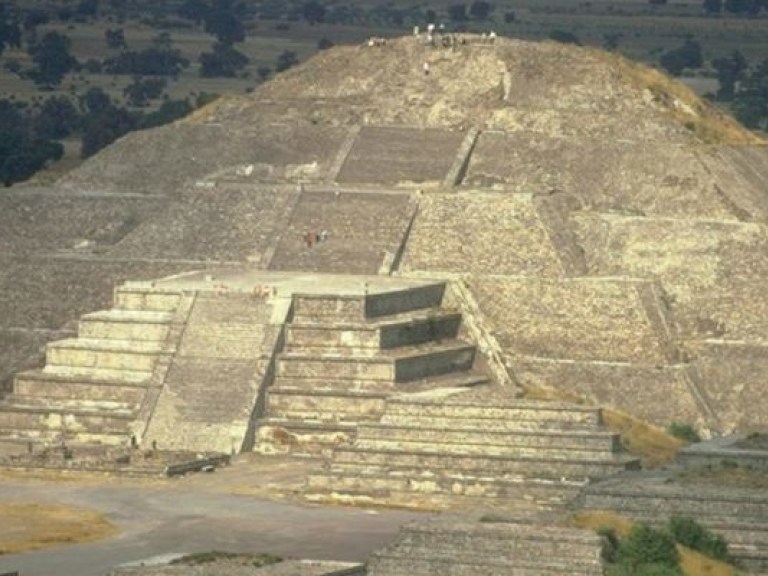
268, 191, 414, 274
469, 276, 676, 364
366, 515, 605, 576
574, 213, 768, 342
400, 192, 564, 276
335, 126, 466, 186
464, 133, 740, 220
109, 188, 298, 265
686, 340, 768, 431
0, 192, 166, 255
307, 388, 638, 511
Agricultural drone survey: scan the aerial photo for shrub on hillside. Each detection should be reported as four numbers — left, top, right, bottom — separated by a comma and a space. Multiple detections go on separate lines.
668, 515, 730, 561
667, 422, 701, 443
614, 524, 682, 574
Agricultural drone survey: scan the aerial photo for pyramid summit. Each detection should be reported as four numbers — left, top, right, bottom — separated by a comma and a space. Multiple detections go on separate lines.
2, 33, 768, 574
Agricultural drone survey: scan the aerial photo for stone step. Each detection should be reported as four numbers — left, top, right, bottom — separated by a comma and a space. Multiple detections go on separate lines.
291, 284, 446, 323
46, 338, 167, 372
330, 447, 639, 481
306, 470, 582, 509
276, 342, 475, 382
0, 428, 129, 448
0, 402, 135, 434
286, 312, 462, 351
272, 371, 488, 394
14, 369, 151, 404
79, 309, 174, 341
582, 488, 768, 520
254, 419, 356, 456
115, 286, 183, 312
266, 388, 388, 421
367, 553, 603, 576
355, 424, 621, 455
382, 399, 603, 426
389, 521, 604, 561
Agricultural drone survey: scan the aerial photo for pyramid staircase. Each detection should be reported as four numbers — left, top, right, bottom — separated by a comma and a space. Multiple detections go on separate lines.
305, 389, 640, 510
366, 516, 605, 576
255, 283, 490, 456
0, 285, 184, 452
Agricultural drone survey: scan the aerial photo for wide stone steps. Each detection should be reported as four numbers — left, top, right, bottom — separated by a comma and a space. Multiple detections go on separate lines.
381, 399, 603, 429
0, 428, 129, 448
367, 554, 602, 576
254, 418, 356, 456
306, 470, 582, 509
387, 522, 604, 560
291, 284, 445, 323
365, 520, 604, 576
114, 286, 183, 312
272, 372, 488, 394
266, 388, 388, 421
13, 368, 151, 404
46, 338, 167, 372
0, 401, 135, 434
286, 311, 462, 350
328, 447, 639, 481
276, 342, 475, 382
355, 424, 621, 453
79, 309, 174, 341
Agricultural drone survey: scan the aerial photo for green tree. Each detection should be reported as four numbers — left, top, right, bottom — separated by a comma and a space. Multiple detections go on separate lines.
123, 76, 166, 107
713, 50, 747, 100
733, 59, 768, 130
199, 42, 249, 77
302, 1, 326, 24
668, 516, 729, 561
29, 31, 78, 88
0, 2, 21, 56
204, 0, 246, 45
448, 4, 468, 21
549, 30, 581, 45
659, 38, 703, 76
469, 0, 493, 20
81, 105, 136, 158
618, 524, 681, 572
33, 96, 80, 139
104, 27, 126, 50
275, 50, 298, 72
703, 0, 723, 13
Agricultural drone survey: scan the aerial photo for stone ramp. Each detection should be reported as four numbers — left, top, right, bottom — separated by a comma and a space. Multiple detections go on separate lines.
366, 516, 604, 576
582, 475, 768, 573
268, 191, 413, 274
464, 133, 740, 219
306, 390, 638, 510
144, 292, 288, 454
335, 126, 466, 186
256, 284, 492, 456
400, 192, 564, 276
109, 188, 298, 265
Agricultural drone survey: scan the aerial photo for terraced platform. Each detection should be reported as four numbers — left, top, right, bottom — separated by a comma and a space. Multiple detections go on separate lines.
268, 191, 413, 274
307, 390, 638, 510
400, 192, 564, 276
366, 516, 605, 576
255, 284, 492, 456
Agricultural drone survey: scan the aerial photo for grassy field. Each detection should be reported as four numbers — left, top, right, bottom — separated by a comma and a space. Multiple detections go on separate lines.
0, 501, 116, 555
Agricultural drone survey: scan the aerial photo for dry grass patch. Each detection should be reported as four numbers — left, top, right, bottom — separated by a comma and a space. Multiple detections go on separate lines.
0, 502, 116, 555
588, 48, 765, 146
602, 407, 684, 467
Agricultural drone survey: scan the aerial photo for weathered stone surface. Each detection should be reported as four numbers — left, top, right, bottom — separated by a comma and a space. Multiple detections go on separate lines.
336, 126, 465, 185
401, 192, 563, 276
268, 191, 413, 274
